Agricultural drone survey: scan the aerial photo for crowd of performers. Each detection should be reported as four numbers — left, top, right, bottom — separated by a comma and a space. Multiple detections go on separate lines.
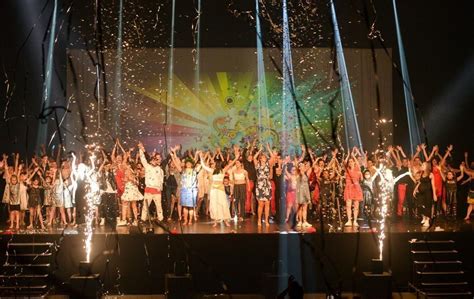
1, 140, 474, 231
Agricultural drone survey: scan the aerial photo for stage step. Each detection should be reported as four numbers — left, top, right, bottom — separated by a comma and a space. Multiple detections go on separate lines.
7, 242, 53, 247
0, 285, 48, 290
0, 241, 53, 297
416, 270, 464, 275
421, 291, 472, 298
3, 263, 50, 267
409, 239, 472, 298
421, 281, 468, 287
410, 240, 455, 244
411, 250, 458, 254
410, 250, 459, 261
6, 253, 52, 257
413, 260, 462, 272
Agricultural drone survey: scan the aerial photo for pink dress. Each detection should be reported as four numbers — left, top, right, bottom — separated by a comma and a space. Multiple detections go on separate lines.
344, 168, 363, 201
286, 177, 297, 206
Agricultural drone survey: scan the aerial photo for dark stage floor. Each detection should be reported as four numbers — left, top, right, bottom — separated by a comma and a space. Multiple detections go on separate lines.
1, 215, 473, 235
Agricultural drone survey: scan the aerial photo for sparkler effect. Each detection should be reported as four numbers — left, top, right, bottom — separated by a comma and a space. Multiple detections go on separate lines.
376, 167, 410, 260
72, 150, 101, 263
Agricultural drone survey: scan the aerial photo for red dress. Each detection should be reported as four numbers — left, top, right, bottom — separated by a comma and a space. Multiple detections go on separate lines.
115, 168, 125, 198
344, 168, 363, 201
432, 167, 444, 199
309, 171, 320, 204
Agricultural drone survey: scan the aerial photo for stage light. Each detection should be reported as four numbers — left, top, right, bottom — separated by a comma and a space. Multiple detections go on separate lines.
112, 0, 124, 137
166, 0, 176, 146
36, 0, 58, 148
392, 0, 421, 155
329, 0, 363, 151
281, 0, 300, 154
194, 0, 201, 99
255, 0, 270, 143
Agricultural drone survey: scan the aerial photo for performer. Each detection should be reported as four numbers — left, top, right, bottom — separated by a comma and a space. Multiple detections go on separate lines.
99, 154, 119, 229
26, 170, 46, 229
462, 165, 474, 220
413, 162, 437, 227
343, 148, 363, 227
284, 161, 298, 223
170, 146, 200, 225
440, 167, 464, 219
230, 158, 249, 221
296, 161, 312, 228
200, 150, 238, 227
253, 144, 276, 226
2, 154, 24, 230
138, 142, 164, 222
165, 160, 180, 221
119, 150, 143, 226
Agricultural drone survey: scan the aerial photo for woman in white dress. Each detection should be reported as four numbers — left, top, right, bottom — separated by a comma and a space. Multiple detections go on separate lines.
200, 151, 239, 227
120, 162, 143, 225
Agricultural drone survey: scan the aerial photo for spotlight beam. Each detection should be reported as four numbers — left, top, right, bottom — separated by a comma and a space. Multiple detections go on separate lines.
392, 0, 421, 155
329, 0, 363, 152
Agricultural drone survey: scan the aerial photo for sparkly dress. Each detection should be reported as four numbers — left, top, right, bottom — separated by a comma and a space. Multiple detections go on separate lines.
296, 173, 311, 205
180, 169, 198, 208
255, 162, 271, 201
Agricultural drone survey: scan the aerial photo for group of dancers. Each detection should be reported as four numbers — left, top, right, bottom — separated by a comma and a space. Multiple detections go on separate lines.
1, 139, 473, 231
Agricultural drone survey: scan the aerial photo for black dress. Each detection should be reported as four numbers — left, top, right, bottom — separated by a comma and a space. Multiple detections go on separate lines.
416, 176, 433, 217
28, 187, 43, 208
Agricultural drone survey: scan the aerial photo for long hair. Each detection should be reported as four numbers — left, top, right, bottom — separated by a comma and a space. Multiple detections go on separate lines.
213, 160, 224, 175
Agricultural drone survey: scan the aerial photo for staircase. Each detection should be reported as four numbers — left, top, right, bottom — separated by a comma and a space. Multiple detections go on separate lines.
0, 241, 54, 298
409, 239, 472, 298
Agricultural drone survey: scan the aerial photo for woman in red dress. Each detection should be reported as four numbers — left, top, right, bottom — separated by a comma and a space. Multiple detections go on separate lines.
344, 153, 363, 227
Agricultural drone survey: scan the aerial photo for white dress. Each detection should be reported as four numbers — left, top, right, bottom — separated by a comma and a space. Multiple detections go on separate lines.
121, 181, 144, 202
209, 173, 231, 221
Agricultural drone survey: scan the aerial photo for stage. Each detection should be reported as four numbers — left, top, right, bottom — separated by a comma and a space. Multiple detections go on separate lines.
1, 217, 473, 296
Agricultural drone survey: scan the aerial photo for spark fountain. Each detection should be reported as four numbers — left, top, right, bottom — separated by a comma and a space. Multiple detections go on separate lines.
70, 149, 101, 298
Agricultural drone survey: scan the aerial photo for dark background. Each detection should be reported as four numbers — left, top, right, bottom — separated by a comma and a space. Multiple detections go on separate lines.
0, 0, 473, 159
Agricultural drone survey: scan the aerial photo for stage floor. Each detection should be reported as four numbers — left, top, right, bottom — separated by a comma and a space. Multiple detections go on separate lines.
1, 215, 473, 235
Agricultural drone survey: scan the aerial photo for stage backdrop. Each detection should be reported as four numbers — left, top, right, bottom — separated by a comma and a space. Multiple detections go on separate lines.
66, 47, 392, 152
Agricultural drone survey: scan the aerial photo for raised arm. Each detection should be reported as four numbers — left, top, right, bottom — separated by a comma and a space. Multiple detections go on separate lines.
14, 153, 20, 176
430, 173, 437, 202
421, 144, 429, 161
3, 154, 10, 181
199, 153, 213, 173
457, 165, 465, 182
389, 146, 401, 170
397, 145, 407, 159
223, 150, 240, 173
411, 145, 422, 163
440, 145, 453, 167
137, 142, 151, 168
297, 144, 306, 163
253, 145, 263, 166
98, 150, 107, 174
27, 167, 40, 183
169, 146, 183, 173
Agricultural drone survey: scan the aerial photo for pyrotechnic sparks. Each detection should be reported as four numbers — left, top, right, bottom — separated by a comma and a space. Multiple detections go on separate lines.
72, 149, 101, 263
376, 166, 410, 260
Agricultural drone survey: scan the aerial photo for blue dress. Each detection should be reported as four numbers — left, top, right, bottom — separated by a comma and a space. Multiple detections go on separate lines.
180, 169, 198, 208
